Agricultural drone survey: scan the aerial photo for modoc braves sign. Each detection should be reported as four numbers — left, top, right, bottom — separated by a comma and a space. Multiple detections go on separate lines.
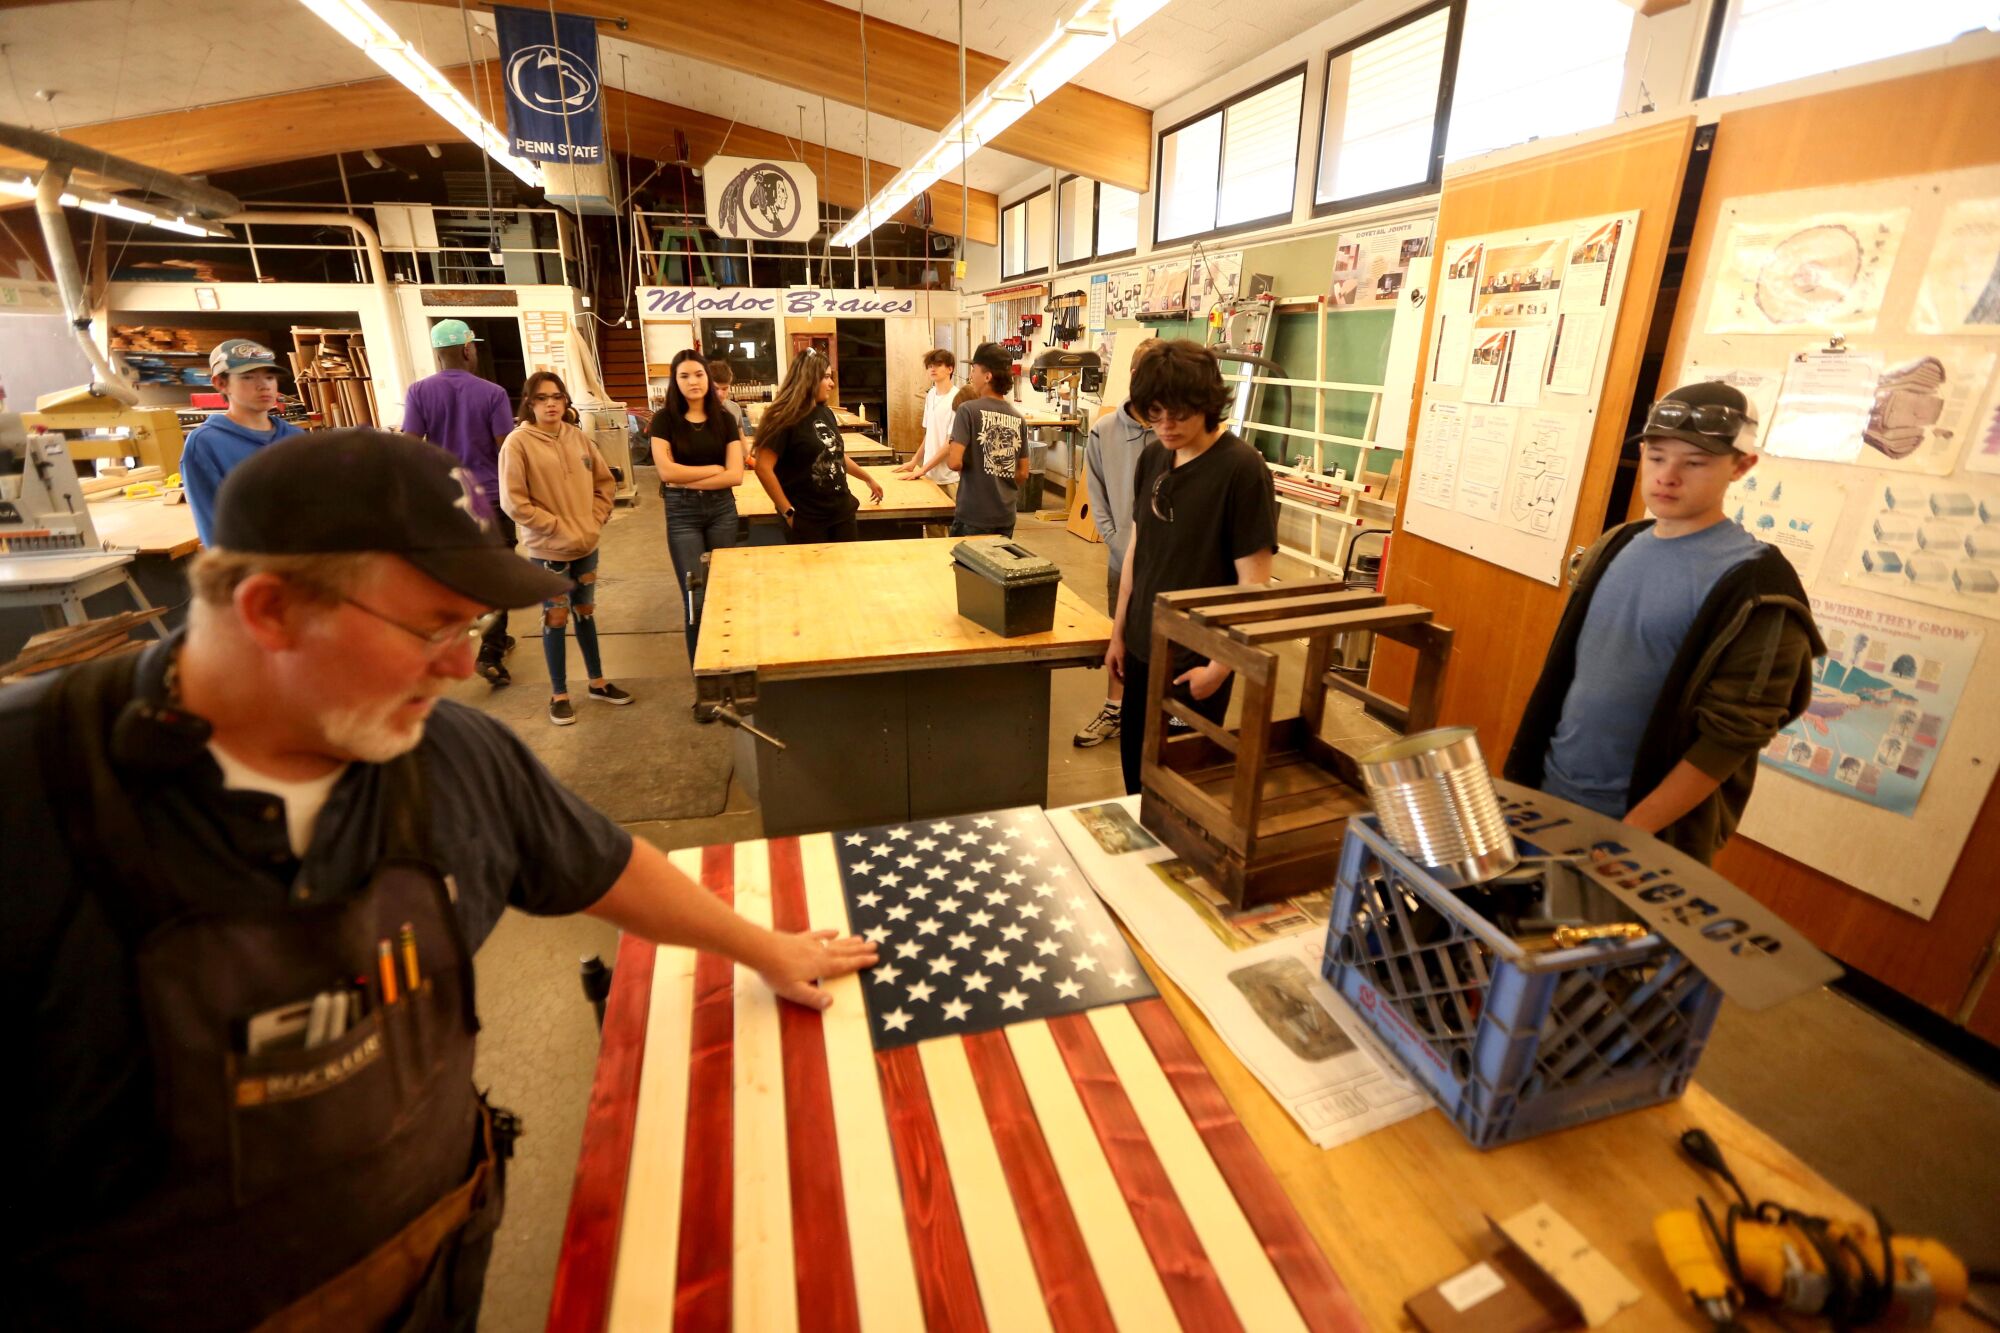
640, 287, 922, 318
493, 4, 604, 164
704, 155, 820, 243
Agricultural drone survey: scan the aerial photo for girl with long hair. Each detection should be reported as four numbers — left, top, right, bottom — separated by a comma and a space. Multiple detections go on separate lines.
499, 371, 633, 726
649, 349, 746, 663
750, 347, 883, 543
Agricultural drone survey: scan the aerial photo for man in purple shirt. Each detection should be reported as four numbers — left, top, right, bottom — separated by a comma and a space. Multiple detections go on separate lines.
402, 318, 519, 686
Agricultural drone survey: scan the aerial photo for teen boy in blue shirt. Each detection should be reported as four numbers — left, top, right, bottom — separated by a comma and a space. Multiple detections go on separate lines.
181, 339, 303, 546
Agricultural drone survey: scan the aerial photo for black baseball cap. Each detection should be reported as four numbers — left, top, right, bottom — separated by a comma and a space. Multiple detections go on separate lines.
970, 342, 1013, 376
212, 428, 571, 608
1634, 381, 1758, 455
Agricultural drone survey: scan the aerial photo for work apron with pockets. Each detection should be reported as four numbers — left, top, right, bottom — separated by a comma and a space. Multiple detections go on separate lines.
30, 651, 504, 1332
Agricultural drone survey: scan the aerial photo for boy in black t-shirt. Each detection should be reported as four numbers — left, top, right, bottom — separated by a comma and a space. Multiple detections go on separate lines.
1106, 340, 1278, 794
947, 343, 1029, 537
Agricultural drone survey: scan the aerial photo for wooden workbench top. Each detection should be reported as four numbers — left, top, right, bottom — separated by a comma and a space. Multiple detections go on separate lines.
87, 493, 201, 559
732, 466, 953, 521
694, 536, 1111, 680
841, 432, 894, 459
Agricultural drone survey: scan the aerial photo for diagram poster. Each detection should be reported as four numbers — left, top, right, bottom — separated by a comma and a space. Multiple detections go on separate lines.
1411, 400, 1466, 510
1453, 407, 1517, 522
1725, 458, 1847, 585
1475, 236, 1566, 323
1761, 599, 1983, 816
1104, 268, 1143, 321
1705, 210, 1909, 335
1851, 344, 1997, 476
1465, 328, 1511, 403
1912, 197, 2000, 334
1840, 475, 2000, 619
1140, 260, 1189, 316
1764, 350, 1881, 462
1504, 411, 1584, 538
1330, 218, 1432, 308
1967, 380, 2000, 475
1087, 273, 1107, 332
1189, 250, 1243, 319
1562, 217, 1625, 311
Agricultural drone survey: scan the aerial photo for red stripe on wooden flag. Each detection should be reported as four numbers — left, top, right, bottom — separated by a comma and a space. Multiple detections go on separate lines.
962, 1030, 1119, 1333
1048, 1013, 1245, 1333
673, 844, 738, 1331
547, 927, 657, 1333
768, 838, 863, 1333
1128, 998, 1369, 1333
875, 1045, 992, 1333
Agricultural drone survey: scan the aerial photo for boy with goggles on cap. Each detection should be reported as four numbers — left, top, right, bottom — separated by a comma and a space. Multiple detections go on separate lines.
1504, 382, 1823, 864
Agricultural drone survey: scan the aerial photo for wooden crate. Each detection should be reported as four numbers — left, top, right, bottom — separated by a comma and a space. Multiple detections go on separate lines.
1139, 582, 1453, 907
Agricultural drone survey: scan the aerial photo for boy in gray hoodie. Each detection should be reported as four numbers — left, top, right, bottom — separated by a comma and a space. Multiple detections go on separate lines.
1073, 339, 1160, 747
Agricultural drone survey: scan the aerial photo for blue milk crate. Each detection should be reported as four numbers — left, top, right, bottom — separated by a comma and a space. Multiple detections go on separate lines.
1321, 816, 1721, 1149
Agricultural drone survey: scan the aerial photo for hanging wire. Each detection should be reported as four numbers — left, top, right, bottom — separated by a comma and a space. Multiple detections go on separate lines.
545, 0, 594, 301
958, 0, 968, 294
858, 0, 876, 288
458, 0, 499, 261
614, 50, 633, 322
820, 97, 834, 287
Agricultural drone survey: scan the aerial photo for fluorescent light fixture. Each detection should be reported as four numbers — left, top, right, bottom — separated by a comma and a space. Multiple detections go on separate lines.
830, 0, 1167, 249
0, 174, 232, 237
295, 0, 543, 188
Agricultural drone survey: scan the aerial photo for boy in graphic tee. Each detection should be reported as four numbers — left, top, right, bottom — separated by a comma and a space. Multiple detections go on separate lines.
947, 343, 1029, 538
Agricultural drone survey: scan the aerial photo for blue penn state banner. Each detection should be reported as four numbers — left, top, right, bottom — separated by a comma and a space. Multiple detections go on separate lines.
493, 4, 604, 164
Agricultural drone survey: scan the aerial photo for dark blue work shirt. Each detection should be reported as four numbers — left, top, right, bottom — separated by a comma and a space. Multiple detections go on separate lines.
0, 632, 632, 1239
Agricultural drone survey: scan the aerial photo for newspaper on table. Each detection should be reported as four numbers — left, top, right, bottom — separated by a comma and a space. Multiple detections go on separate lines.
1052, 797, 1428, 1149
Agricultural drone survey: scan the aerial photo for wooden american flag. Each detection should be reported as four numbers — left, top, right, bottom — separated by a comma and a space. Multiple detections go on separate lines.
548, 811, 1366, 1332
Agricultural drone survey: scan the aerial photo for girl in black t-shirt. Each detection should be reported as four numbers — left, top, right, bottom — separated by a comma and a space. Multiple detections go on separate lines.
751, 347, 883, 543
649, 349, 746, 663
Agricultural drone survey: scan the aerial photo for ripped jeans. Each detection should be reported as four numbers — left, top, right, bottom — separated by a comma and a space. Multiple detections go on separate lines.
532, 548, 604, 695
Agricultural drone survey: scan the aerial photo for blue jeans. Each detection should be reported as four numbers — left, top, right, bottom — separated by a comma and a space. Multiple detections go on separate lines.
662, 487, 740, 662
533, 548, 604, 695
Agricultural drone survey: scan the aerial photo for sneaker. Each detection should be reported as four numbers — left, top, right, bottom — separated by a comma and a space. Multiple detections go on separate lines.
1073, 701, 1122, 747
549, 697, 577, 726
499, 634, 518, 655
588, 682, 634, 706
477, 656, 511, 688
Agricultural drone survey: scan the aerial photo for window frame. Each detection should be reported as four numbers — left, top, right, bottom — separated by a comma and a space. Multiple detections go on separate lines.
1691, 0, 1732, 99
1000, 184, 1053, 280
1152, 61, 1310, 248
1094, 183, 1139, 263
1311, 0, 1466, 218
1056, 173, 1098, 270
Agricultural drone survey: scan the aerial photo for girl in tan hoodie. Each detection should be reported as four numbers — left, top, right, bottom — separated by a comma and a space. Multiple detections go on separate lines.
499, 371, 634, 726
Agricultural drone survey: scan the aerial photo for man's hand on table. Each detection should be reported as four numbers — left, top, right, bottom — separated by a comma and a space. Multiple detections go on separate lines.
759, 929, 880, 1009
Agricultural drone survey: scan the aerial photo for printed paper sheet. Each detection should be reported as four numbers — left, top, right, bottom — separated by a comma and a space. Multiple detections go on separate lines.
1764, 350, 1882, 462
1760, 599, 1984, 816
1330, 218, 1433, 308
1562, 217, 1626, 312
1454, 407, 1518, 522
1912, 197, 2000, 335
1140, 260, 1190, 316
1412, 400, 1467, 509
1546, 310, 1606, 396
1725, 458, 1847, 585
1840, 474, 2000, 619
1189, 249, 1243, 319
1500, 324, 1552, 406
1104, 267, 1143, 322
1504, 411, 1585, 538
1052, 799, 1426, 1149
1704, 210, 1909, 335
1679, 362, 1786, 451
1849, 344, 1997, 476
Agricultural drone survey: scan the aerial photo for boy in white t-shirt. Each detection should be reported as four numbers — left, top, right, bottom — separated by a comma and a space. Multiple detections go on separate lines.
897, 347, 960, 494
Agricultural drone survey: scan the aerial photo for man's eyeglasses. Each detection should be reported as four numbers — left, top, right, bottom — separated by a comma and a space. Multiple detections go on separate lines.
1645, 399, 1751, 443
343, 597, 500, 655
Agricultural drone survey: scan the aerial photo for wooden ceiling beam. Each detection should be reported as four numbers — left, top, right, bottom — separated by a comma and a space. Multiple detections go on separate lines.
0, 63, 997, 244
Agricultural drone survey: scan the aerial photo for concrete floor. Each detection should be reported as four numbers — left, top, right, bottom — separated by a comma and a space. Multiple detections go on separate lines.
466, 477, 2000, 1332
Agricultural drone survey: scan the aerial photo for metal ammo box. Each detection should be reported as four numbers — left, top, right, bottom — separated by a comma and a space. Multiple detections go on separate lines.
950, 538, 1062, 637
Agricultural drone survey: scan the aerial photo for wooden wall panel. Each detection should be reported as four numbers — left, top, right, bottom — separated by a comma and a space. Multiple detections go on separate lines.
1653, 59, 2000, 1016
1372, 117, 1697, 764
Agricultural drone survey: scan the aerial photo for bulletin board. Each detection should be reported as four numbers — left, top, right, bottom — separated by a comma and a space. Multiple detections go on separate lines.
1401, 209, 1641, 584
1668, 164, 2000, 920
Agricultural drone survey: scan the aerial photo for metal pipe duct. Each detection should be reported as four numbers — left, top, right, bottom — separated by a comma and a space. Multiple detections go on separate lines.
35, 168, 138, 406
0, 121, 242, 218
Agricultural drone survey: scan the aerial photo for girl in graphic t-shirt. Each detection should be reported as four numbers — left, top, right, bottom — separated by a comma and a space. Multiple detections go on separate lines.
750, 347, 884, 543
649, 349, 745, 664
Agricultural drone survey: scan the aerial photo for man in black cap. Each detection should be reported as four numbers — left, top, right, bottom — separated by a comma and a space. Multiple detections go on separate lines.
1504, 382, 1823, 864
0, 428, 876, 1331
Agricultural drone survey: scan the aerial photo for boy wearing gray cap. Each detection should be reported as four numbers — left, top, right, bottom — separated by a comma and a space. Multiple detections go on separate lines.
181, 338, 303, 547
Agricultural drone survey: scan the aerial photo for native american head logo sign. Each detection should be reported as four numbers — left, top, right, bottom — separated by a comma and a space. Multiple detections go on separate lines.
705, 155, 819, 243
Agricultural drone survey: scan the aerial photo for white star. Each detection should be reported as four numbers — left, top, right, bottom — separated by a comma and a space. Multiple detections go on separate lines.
875, 963, 903, 985
908, 979, 935, 1002
916, 917, 942, 936
972, 859, 995, 874
1109, 969, 1137, 988
1050, 866, 1069, 878
855, 890, 881, 908
1003, 827, 1022, 840
968, 909, 992, 928
974, 816, 996, 829
888, 826, 912, 840
897, 854, 920, 870
1056, 978, 1083, 999
883, 1008, 913, 1031
939, 897, 963, 914
853, 861, 875, 875
964, 971, 991, 992
942, 998, 970, 1022
908, 883, 932, 900
1019, 853, 1039, 867
1020, 961, 1047, 983
878, 873, 901, 888
844, 833, 866, 846
1051, 915, 1075, 933
886, 904, 912, 922
896, 939, 923, 959
928, 955, 957, 975
1072, 953, 1098, 972
1068, 896, 1091, 914
872, 843, 893, 857
1002, 870, 1026, 886
942, 849, 966, 863
1033, 837, 1051, 850
985, 888, 1009, 907
915, 837, 937, 852
1000, 924, 1027, 942
958, 831, 982, 845
1035, 938, 1061, 957
1088, 930, 1109, 947
958, 877, 980, 893
999, 987, 1028, 1009
931, 821, 953, 834
1031, 882, 1056, 898
925, 863, 948, 879
863, 925, 892, 944
1018, 902, 1043, 920
988, 840, 1011, 856
947, 931, 975, 951
981, 945, 1008, 967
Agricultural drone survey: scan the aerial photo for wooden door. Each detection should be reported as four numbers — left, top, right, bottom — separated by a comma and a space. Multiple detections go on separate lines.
790, 331, 838, 405
1372, 117, 1697, 760
1652, 59, 2000, 1018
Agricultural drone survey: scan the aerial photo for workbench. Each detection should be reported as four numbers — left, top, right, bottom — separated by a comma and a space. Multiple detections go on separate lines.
549, 829, 1982, 1333
691, 539, 1110, 834
731, 466, 954, 542
841, 432, 895, 464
